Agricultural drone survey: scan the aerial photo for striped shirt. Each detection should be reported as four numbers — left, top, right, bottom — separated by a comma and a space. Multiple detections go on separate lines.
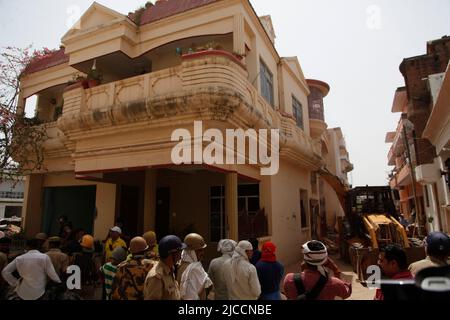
100, 262, 118, 300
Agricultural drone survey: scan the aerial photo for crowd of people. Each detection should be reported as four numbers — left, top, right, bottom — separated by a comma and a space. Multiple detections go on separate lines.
0, 215, 449, 301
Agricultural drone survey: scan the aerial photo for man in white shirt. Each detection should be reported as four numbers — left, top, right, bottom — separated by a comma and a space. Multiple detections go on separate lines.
223, 240, 261, 300
2, 238, 61, 300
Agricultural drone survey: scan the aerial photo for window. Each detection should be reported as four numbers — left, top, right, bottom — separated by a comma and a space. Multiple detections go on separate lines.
292, 96, 304, 129
210, 186, 226, 242
4, 206, 22, 218
238, 184, 260, 216
260, 59, 274, 106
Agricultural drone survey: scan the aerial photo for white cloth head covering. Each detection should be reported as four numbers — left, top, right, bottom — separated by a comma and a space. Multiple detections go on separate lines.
302, 241, 328, 277
181, 248, 198, 263
230, 240, 253, 283
217, 239, 237, 256
180, 262, 213, 300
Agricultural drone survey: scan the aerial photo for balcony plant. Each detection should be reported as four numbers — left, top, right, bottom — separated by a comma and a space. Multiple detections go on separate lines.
64, 74, 88, 92
87, 68, 102, 88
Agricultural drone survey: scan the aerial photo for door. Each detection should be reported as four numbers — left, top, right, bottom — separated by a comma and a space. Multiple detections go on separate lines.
42, 186, 96, 236
155, 188, 170, 241
118, 185, 140, 237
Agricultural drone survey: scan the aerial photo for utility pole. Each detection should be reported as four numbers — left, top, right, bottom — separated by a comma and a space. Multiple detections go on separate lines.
402, 122, 425, 237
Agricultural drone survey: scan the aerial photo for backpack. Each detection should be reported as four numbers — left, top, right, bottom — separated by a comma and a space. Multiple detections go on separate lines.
293, 272, 328, 300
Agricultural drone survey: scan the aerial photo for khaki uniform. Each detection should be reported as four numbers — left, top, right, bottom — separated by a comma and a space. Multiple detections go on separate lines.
144, 261, 180, 300
409, 256, 448, 276
176, 261, 190, 284
46, 249, 70, 276
111, 257, 154, 300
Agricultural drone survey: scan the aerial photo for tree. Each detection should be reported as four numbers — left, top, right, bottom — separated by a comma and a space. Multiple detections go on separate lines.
0, 46, 57, 182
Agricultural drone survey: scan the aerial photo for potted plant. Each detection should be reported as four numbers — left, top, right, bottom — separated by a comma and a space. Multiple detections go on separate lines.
87, 68, 102, 88
86, 59, 103, 88
64, 74, 88, 92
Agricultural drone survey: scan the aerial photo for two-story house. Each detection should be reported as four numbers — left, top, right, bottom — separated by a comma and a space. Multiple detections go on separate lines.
17, 0, 340, 265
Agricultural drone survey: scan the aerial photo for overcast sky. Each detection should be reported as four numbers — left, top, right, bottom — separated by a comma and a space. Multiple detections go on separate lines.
1, 0, 449, 186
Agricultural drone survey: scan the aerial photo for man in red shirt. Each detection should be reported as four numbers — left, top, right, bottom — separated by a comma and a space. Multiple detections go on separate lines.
283, 240, 352, 300
375, 244, 413, 300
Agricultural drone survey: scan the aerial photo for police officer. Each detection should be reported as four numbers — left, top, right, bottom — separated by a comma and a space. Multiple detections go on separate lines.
176, 233, 207, 284
144, 235, 186, 300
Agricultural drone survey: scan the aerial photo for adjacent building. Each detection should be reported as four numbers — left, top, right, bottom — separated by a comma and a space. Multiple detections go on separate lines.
17, 0, 351, 265
386, 36, 450, 234
0, 177, 24, 220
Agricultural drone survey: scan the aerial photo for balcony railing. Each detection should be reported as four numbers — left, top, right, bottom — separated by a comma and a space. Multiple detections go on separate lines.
0, 191, 24, 199
48, 50, 321, 168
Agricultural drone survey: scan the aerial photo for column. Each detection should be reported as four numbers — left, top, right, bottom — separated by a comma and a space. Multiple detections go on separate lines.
16, 92, 26, 116
226, 172, 238, 241
143, 169, 157, 232
93, 183, 116, 240
22, 174, 44, 238
233, 14, 245, 56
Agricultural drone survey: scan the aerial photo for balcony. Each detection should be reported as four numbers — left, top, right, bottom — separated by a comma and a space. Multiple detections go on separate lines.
390, 163, 411, 188
39, 50, 321, 173
387, 115, 407, 165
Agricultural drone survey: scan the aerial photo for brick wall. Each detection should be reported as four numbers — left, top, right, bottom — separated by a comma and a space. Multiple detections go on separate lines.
400, 37, 450, 166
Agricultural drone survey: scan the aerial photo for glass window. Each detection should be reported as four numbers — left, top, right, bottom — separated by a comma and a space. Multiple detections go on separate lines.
260, 59, 274, 106
292, 96, 304, 129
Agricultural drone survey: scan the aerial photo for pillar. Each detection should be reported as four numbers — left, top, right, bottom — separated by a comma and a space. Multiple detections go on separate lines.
226, 172, 238, 241
93, 183, 116, 240
22, 174, 44, 238
233, 14, 245, 56
143, 169, 157, 232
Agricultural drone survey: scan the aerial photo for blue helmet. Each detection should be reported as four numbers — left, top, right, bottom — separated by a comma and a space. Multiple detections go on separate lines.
159, 235, 186, 258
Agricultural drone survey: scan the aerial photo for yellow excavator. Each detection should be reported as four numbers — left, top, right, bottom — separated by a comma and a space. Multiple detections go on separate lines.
337, 186, 426, 281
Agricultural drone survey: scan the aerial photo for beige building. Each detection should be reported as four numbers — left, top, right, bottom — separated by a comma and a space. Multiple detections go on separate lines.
17, 0, 349, 266
416, 61, 450, 233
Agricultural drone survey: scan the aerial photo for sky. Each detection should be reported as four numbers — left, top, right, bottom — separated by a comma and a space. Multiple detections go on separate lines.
0, 0, 449, 186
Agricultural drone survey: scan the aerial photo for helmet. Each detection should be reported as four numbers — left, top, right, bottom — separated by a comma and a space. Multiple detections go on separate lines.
80, 235, 94, 250
184, 233, 207, 251
111, 246, 128, 262
143, 231, 157, 246
426, 232, 450, 256
159, 235, 186, 259
35, 233, 48, 241
129, 237, 148, 254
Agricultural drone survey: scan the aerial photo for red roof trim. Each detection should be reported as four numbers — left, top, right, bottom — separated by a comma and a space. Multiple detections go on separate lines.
136, 0, 220, 26
23, 48, 69, 75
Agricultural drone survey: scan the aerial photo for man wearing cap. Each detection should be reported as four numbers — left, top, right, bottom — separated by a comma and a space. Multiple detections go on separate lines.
111, 237, 154, 300
208, 239, 237, 300
409, 232, 450, 276
283, 240, 352, 300
144, 235, 185, 300
223, 240, 261, 300
100, 246, 127, 300
46, 236, 70, 277
105, 226, 127, 262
